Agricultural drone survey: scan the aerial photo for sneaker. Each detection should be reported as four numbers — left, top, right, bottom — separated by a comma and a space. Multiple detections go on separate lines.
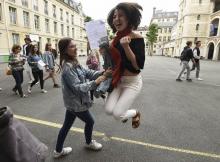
186, 78, 192, 82
41, 89, 47, 93
197, 78, 203, 81
28, 80, 33, 84
53, 147, 72, 158
85, 140, 102, 151
0, 88, 2, 91
20, 94, 28, 98
28, 86, 32, 93
12, 88, 19, 95
53, 84, 60, 88
176, 78, 182, 82
36, 81, 39, 85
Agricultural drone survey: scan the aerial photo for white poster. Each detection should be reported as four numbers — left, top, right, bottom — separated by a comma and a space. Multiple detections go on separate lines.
85, 20, 108, 49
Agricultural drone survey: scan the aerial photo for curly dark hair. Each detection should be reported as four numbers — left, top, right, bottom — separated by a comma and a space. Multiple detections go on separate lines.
107, 3, 143, 33
11, 44, 21, 53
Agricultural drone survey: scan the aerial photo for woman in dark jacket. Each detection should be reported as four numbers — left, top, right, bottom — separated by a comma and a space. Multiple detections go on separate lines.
53, 38, 111, 158
27, 44, 47, 94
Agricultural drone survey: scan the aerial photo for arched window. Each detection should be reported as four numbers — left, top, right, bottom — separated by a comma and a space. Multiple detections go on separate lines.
196, 24, 199, 31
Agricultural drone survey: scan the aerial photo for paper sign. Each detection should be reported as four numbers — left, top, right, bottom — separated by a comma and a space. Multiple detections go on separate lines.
85, 20, 109, 49
38, 60, 46, 70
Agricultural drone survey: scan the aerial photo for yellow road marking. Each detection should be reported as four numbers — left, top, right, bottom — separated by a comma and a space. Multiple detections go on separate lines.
15, 114, 220, 159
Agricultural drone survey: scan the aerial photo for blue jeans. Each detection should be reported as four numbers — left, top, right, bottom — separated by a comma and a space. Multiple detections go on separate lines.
12, 70, 24, 96
55, 110, 94, 152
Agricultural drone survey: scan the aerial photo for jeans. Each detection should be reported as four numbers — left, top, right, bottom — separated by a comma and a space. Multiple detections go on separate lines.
31, 70, 44, 89
191, 61, 200, 78
12, 70, 24, 96
177, 61, 190, 79
55, 110, 95, 152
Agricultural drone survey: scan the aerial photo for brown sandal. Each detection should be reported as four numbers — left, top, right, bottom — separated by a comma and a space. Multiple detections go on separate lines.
132, 111, 141, 128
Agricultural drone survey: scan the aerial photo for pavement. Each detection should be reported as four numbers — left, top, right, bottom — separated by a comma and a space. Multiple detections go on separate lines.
0, 56, 220, 162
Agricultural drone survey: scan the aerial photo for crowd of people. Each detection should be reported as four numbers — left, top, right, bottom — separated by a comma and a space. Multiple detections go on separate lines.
4, 38, 60, 98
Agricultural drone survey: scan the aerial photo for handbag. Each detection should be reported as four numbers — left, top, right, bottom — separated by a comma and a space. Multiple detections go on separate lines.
5, 66, 12, 75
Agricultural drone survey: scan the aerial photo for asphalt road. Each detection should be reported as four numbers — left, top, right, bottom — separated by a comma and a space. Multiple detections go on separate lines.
0, 56, 220, 162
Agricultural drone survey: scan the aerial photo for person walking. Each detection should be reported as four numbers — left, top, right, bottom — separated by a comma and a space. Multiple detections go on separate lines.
176, 41, 195, 82
104, 2, 145, 129
27, 44, 47, 94
53, 38, 110, 158
8, 45, 27, 98
43, 43, 60, 88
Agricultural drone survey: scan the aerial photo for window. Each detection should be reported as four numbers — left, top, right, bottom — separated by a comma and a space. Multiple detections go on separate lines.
199, 0, 202, 4
9, 7, 17, 24
61, 24, 64, 36
159, 36, 162, 41
21, 0, 28, 7
196, 24, 199, 31
67, 26, 69, 36
197, 15, 200, 20
194, 37, 198, 43
23, 11, 29, 27
54, 21, 57, 34
47, 38, 51, 43
168, 36, 171, 41
164, 28, 167, 33
60, 9, 63, 21
72, 28, 75, 38
53, 5, 56, 18
0, 3, 2, 21
66, 12, 69, 23
33, 0, 38, 11
71, 15, 74, 25
12, 33, 19, 45
45, 19, 50, 33
34, 15, 40, 30
44, 0, 48, 15
169, 28, 172, 33
163, 37, 166, 42
80, 29, 82, 38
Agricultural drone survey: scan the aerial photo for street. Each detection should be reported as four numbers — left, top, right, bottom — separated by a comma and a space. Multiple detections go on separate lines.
0, 56, 220, 162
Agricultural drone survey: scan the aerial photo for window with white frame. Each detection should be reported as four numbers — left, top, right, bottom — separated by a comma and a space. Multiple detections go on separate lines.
53, 5, 56, 18
66, 12, 69, 23
45, 19, 50, 33
23, 11, 29, 27
60, 9, 63, 21
44, 0, 48, 15
72, 28, 75, 38
61, 24, 64, 36
54, 21, 57, 34
34, 15, 40, 30
67, 26, 69, 36
9, 7, 17, 24
71, 15, 74, 25
12, 33, 19, 45
33, 0, 38, 11
21, 0, 28, 7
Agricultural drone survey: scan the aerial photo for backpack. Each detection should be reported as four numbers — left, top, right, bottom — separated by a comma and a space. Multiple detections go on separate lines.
180, 48, 188, 61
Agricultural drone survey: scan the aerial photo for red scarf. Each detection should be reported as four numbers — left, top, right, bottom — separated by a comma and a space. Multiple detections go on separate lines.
110, 28, 131, 87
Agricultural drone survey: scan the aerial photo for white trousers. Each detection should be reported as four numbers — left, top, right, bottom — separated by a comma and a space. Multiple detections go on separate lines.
104, 74, 143, 121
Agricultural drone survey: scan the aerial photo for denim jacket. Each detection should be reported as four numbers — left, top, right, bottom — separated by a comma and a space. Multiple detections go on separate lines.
43, 51, 55, 69
61, 62, 102, 112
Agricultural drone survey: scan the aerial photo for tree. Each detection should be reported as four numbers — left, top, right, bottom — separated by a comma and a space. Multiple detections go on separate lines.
146, 23, 158, 56
84, 16, 92, 22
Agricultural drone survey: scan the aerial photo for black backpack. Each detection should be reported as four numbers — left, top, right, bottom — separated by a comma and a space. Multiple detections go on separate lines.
180, 48, 188, 61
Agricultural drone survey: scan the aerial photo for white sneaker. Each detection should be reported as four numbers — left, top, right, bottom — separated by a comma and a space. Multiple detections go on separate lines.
53, 147, 72, 158
197, 78, 203, 81
85, 140, 102, 151
36, 81, 39, 85
41, 89, 47, 93
0, 88, 2, 91
28, 80, 33, 84
28, 86, 31, 93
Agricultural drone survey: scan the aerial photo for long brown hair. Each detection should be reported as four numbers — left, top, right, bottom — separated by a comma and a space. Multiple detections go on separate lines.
30, 44, 41, 56
45, 43, 52, 51
58, 37, 78, 68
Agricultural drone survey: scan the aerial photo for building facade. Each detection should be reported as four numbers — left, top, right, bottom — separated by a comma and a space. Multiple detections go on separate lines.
175, 0, 220, 61
150, 7, 178, 55
0, 0, 87, 56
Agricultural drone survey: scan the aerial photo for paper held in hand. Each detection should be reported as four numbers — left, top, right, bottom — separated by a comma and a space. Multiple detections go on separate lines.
38, 60, 46, 70
85, 20, 109, 50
